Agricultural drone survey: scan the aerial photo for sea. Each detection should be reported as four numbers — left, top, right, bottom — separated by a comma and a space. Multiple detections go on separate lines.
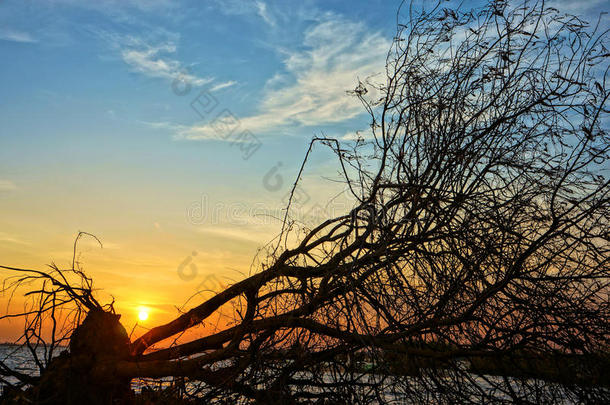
0, 344, 173, 396
0, 344, 595, 403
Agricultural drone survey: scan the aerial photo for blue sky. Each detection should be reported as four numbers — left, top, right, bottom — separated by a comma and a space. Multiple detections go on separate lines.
1, 0, 606, 203
0, 0, 608, 336
0, 0, 404, 222
0, 0, 406, 334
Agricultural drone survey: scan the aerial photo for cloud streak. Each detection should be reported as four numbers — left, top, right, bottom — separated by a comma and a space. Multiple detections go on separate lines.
212, 0, 277, 27
0, 232, 28, 245
120, 42, 212, 86
93, 29, 236, 89
210, 80, 238, 92
0, 180, 17, 191
179, 15, 389, 141
255, 1, 276, 27
0, 29, 37, 43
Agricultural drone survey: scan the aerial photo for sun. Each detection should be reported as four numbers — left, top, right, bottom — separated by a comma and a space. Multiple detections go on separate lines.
137, 307, 149, 322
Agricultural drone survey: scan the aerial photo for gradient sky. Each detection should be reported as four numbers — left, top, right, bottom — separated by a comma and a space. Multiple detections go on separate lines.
1, 0, 606, 341
0, 0, 403, 341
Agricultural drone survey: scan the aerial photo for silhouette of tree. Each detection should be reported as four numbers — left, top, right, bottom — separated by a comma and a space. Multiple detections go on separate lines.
2, 0, 609, 403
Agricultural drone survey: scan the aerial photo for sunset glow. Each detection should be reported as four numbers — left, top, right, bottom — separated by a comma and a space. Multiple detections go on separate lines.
0, 0, 609, 402
0, 0, 395, 342
137, 308, 149, 322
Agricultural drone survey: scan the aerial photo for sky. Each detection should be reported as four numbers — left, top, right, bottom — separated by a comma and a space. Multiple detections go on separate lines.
0, 0, 404, 341
0, 0, 607, 342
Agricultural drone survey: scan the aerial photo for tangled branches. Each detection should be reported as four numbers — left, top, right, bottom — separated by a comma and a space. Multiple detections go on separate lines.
1, 1, 609, 403
0, 232, 109, 388
123, 1, 610, 402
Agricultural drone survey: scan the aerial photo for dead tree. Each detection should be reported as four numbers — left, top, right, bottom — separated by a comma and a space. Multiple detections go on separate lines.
2, 0, 609, 403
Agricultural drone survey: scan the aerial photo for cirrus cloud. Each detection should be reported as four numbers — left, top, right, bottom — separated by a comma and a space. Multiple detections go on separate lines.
0, 29, 37, 43
120, 42, 212, 86
0, 180, 17, 192
177, 15, 389, 141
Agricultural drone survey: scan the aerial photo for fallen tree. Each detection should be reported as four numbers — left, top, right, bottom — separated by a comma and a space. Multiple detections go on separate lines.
1, 0, 609, 403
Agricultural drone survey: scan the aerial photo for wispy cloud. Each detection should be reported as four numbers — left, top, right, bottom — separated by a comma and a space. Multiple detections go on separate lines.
49, 0, 177, 15
548, 0, 606, 15
213, 0, 277, 27
139, 120, 187, 131
0, 232, 28, 245
341, 130, 375, 141
92, 29, 221, 87
197, 225, 273, 244
0, 180, 17, 191
0, 29, 37, 43
179, 15, 389, 141
255, 1, 276, 27
210, 80, 237, 92
142, 120, 255, 143
121, 42, 212, 86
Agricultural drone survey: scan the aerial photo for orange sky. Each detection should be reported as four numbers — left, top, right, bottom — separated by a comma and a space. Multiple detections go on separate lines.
0, 165, 354, 344
0, 0, 374, 345
0, 223, 267, 343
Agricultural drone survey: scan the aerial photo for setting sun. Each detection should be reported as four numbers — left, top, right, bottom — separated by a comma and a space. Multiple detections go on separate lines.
0, 0, 609, 403
137, 307, 149, 322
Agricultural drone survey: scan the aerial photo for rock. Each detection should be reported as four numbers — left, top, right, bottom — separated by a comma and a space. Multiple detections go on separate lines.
33, 309, 133, 404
